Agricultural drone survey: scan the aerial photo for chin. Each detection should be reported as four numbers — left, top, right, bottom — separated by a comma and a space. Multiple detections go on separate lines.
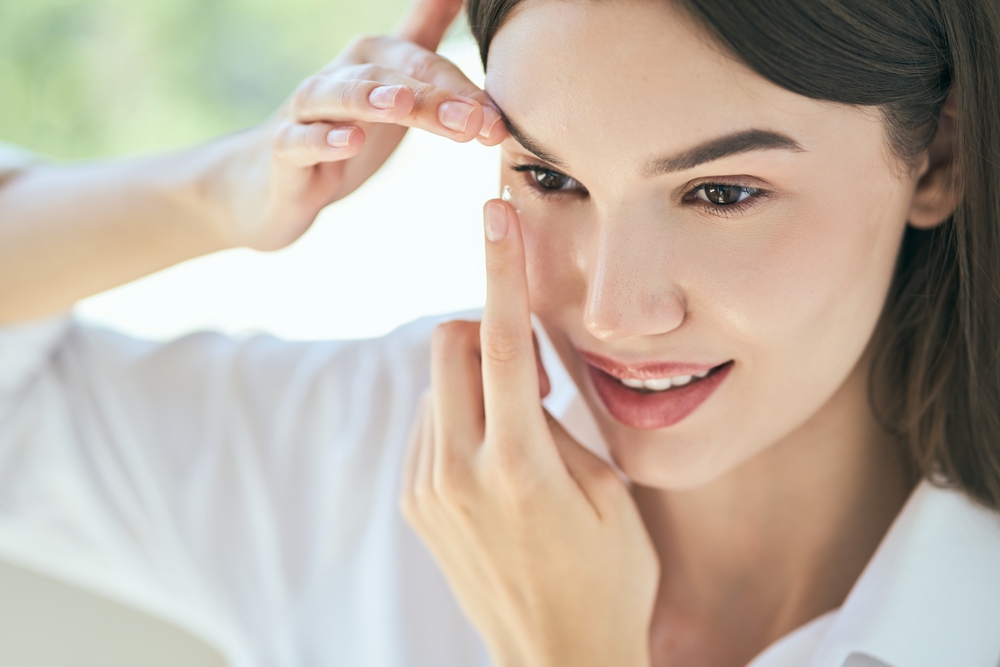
606, 432, 742, 490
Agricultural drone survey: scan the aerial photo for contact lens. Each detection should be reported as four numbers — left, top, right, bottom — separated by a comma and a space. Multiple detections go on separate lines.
501, 185, 522, 213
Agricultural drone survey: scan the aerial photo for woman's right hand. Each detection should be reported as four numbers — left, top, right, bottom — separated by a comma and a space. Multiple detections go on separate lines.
210, 0, 507, 250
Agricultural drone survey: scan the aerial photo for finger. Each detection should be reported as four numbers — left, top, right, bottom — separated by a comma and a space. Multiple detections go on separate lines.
400, 392, 430, 508
380, 40, 504, 141
348, 39, 505, 142
480, 200, 550, 451
533, 332, 552, 399
415, 392, 437, 504
431, 320, 486, 453
291, 69, 486, 142
272, 122, 365, 168
395, 0, 464, 51
545, 411, 623, 514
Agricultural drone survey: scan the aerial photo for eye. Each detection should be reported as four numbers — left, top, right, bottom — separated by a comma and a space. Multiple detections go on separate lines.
697, 183, 755, 205
533, 169, 571, 190
511, 164, 586, 198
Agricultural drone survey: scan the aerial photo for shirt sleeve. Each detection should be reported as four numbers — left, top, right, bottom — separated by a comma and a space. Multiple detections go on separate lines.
0, 315, 441, 665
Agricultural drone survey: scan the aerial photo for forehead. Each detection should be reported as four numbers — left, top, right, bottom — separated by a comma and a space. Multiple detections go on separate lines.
485, 0, 864, 172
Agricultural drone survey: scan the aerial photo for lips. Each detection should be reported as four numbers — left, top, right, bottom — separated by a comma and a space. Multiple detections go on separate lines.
580, 351, 733, 430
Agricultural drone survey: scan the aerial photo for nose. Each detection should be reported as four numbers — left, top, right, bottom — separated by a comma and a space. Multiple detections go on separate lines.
583, 221, 686, 342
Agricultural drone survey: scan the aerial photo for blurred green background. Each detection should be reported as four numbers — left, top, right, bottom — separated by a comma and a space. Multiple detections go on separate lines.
0, 0, 416, 160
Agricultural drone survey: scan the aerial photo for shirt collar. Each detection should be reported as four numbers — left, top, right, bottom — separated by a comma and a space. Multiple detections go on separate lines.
809, 481, 1000, 667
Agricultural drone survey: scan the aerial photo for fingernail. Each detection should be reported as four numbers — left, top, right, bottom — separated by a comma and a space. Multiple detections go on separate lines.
438, 101, 476, 133
479, 106, 502, 140
327, 127, 354, 148
369, 85, 402, 110
484, 201, 508, 242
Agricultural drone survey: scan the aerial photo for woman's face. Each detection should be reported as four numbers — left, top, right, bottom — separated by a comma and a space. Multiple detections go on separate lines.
486, 0, 920, 488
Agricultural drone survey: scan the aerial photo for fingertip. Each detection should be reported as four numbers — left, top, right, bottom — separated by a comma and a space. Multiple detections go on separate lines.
326, 126, 355, 148
326, 125, 365, 151
478, 105, 502, 141
483, 199, 510, 243
369, 84, 413, 113
438, 98, 485, 141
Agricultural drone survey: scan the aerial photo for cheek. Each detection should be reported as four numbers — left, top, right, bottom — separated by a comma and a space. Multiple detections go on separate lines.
690, 184, 907, 358
667, 174, 911, 484
520, 207, 591, 318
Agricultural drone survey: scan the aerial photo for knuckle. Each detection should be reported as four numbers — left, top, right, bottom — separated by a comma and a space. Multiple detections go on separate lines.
344, 34, 377, 57
404, 50, 440, 81
488, 441, 536, 484
337, 79, 368, 110
412, 480, 436, 509
432, 320, 479, 354
481, 325, 526, 365
496, 466, 544, 509
271, 122, 296, 155
432, 466, 468, 505
290, 76, 320, 117
354, 63, 384, 82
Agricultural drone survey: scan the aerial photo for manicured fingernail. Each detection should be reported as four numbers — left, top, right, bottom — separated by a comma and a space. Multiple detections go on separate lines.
327, 127, 354, 148
484, 201, 508, 242
438, 101, 476, 133
369, 85, 402, 110
479, 106, 502, 140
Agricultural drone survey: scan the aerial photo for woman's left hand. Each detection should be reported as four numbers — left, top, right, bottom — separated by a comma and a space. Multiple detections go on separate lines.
400, 200, 660, 667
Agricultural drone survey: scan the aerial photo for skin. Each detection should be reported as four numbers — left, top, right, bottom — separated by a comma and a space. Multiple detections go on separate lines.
0, 0, 962, 664
403, 1, 961, 666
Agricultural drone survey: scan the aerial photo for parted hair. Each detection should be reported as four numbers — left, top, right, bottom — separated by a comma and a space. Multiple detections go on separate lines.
466, 0, 1000, 510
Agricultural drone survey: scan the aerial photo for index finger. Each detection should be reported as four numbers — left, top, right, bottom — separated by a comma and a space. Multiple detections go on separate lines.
480, 200, 550, 448
396, 0, 464, 51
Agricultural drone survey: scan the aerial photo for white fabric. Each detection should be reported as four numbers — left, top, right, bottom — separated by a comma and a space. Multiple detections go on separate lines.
1, 311, 999, 667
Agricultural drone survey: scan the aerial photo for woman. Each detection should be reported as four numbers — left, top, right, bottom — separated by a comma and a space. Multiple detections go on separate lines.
1, 1, 998, 666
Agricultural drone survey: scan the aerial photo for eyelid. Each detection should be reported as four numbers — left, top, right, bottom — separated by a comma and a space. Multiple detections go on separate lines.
511, 162, 588, 196
683, 179, 771, 218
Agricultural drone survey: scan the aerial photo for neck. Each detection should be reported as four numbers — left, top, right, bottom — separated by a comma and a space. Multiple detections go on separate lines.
636, 358, 915, 667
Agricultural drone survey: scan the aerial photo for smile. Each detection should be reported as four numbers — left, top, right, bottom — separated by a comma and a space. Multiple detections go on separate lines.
579, 351, 733, 430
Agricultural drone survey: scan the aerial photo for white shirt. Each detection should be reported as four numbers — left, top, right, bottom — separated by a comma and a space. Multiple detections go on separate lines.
1, 314, 999, 667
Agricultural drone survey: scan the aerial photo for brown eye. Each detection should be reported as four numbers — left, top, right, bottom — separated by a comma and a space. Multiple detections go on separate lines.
701, 184, 751, 205
534, 169, 570, 190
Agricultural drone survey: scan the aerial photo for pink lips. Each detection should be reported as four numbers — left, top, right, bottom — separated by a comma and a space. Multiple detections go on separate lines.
579, 351, 733, 430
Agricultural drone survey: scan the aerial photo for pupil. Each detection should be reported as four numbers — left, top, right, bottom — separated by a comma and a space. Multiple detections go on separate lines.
536, 170, 567, 190
706, 184, 742, 205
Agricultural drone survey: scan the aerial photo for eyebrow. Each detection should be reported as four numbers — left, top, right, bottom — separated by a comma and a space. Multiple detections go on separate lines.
646, 129, 805, 175
496, 107, 804, 175
498, 109, 568, 168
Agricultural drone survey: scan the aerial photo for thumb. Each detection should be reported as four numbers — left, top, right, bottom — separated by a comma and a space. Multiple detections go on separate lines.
396, 0, 465, 51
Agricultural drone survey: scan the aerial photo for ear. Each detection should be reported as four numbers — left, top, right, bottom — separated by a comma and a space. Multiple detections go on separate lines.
908, 89, 961, 229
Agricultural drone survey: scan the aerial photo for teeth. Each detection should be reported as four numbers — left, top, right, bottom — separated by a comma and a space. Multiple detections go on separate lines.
644, 377, 673, 391
618, 371, 709, 392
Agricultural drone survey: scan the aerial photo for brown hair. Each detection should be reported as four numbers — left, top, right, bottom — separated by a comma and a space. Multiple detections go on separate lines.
467, 0, 1000, 509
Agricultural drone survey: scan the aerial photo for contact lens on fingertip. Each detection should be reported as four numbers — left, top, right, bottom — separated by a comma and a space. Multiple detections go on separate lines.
501, 185, 522, 213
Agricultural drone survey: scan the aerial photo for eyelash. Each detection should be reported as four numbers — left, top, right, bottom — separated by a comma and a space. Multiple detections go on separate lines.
510, 163, 769, 218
